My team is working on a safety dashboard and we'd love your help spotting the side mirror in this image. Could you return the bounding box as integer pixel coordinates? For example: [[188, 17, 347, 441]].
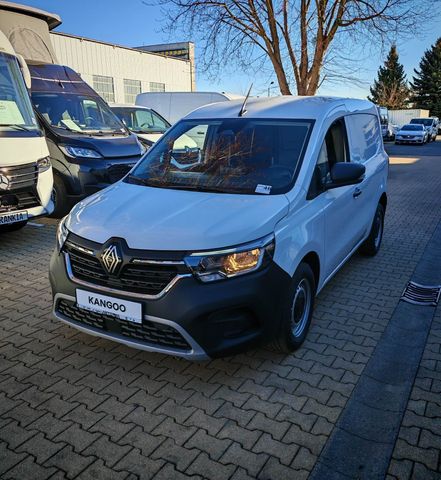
[[327, 162, 365, 189], [16, 54, 31, 89]]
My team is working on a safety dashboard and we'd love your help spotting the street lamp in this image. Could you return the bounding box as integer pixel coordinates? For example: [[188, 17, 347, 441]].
[[267, 81, 275, 97]]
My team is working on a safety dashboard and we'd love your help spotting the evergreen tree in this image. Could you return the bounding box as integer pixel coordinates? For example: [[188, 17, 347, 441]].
[[411, 38, 441, 118], [369, 45, 409, 109]]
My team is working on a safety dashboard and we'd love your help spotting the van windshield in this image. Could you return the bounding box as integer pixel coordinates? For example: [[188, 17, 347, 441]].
[[32, 92, 126, 135], [126, 118, 313, 195], [0, 53, 39, 132], [111, 107, 170, 134]]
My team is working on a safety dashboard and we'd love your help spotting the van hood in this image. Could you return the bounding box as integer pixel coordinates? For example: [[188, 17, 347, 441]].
[[67, 181, 290, 251], [55, 131, 143, 158]]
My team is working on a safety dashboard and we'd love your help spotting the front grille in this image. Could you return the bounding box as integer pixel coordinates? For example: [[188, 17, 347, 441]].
[[0, 163, 40, 213], [0, 191, 41, 213], [107, 164, 133, 183], [0, 163, 38, 190], [57, 299, 191, 351], [65, 241, 181, 296]]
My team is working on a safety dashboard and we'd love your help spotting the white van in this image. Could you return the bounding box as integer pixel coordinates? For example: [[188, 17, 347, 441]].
[[136, 91, 243, 124], [0, 30, 53, 231], [50, 96, 388, 359]]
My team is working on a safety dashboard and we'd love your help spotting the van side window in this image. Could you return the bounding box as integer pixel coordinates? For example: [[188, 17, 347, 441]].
[[346, 114, 380, 163], [308, 119, 349, 199]]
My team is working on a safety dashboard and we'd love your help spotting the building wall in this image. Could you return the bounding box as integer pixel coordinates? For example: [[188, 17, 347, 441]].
[[50, 32, 193, 104], [389, 109, 430, 127]]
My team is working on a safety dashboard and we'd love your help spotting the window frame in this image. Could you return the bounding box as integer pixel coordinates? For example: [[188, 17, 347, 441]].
[[307, 117, 351, 200], [123, 78, 142, 104], [93, 75, 115, 103]]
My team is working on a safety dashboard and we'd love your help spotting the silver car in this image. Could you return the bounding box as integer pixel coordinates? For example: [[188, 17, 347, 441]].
[[395, 124, 428, 145]]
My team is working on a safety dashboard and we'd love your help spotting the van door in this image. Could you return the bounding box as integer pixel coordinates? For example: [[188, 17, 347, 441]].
[[345, 112, 387, 234], [309, 118, 369, 279]]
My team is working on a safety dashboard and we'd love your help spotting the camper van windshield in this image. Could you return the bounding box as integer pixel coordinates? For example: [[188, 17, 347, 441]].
[[0, 53, 39, 132], [31, 92, 126, 134], [126, 118, 312, 195]]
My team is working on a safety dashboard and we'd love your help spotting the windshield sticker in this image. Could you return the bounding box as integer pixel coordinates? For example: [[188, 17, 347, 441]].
[[0, 100, 25, 125], [61, 119, 83, 131], [255, 184, 272, 195]]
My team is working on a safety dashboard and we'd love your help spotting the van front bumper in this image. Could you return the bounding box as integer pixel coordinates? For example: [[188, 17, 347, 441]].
[[49, 247, 291, 359]]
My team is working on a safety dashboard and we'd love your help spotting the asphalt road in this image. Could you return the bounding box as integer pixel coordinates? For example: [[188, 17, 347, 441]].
[[384, 135, 441, 157]]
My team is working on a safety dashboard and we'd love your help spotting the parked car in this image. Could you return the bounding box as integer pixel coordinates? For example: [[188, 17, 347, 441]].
[[410, 117, 437, 141], [110, 104, 171, 148], [50, 96, 388, 359], [136, 91, 243, 124], [395, 124, 428, 144], [0, 30, 53, 232], [381, 122, 395, 141], [29, 64, 146, 217]]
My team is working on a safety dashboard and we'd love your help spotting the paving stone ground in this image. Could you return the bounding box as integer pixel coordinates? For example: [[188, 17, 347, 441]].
[[0, 146, 441, 479]]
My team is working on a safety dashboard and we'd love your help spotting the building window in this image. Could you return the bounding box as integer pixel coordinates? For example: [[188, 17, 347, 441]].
[[150, 82, 166, 92], [124, 79, 142, 104], [93, 75, 115, 103]]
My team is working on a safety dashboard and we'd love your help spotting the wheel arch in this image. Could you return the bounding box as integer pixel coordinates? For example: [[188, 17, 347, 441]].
[[379, 192, 387, 211], [300, 251, 320, 290]]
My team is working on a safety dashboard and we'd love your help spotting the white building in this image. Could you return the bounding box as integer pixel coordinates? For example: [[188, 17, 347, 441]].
[[50, 32, 195, 104]]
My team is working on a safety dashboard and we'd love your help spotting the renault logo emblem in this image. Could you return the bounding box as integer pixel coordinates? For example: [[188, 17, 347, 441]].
[[101, 244, 122, 274], [0, 174, 10, 191]]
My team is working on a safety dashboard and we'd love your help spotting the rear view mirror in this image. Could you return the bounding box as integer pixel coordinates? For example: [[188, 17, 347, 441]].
[[327, 162, 365, 189]]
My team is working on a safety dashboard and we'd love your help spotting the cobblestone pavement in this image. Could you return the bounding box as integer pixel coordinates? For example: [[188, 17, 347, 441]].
[[1, 152, 441, 479]]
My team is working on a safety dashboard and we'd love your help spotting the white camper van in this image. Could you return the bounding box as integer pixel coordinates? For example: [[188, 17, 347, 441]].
[[0, 30, 53, 231], [136, 91, 243, 124]]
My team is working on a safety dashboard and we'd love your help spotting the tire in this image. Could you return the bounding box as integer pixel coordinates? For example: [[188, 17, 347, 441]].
[[271, 262, 316, 353], [0, 221, 27, 233], [359, 203, 385, 256], [50, 174, 70, 218]]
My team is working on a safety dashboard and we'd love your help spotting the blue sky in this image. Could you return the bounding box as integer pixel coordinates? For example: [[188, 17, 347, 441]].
[[16, 0, 441, 98]]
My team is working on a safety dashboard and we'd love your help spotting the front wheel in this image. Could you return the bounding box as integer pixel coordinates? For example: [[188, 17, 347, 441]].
[[50, 175, 69, 219], [359, 203, 385, 256], [271, 262, 315, 353]]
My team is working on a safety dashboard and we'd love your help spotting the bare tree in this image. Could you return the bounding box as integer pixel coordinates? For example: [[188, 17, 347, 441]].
[[153, 0, 435, 95]]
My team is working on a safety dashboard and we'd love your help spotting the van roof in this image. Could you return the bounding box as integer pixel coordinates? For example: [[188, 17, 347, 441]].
[[28, 63, 99, 97], [185, 96, 377, 120], [0, 1, 61, 30]]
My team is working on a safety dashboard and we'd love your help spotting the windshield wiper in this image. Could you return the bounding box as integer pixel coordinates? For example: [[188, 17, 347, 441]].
[[0, 124, 34, 132]]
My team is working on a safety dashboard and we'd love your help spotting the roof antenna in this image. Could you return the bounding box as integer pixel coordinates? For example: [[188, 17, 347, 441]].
[[238, 83, 253, 117]]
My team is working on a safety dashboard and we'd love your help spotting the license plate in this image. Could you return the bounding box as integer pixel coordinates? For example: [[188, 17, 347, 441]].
[[0, 211, 28, 225], [76, 289, 142, 324]]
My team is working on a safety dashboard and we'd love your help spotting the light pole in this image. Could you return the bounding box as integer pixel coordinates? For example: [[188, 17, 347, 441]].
[[267, 81, 275, 97]]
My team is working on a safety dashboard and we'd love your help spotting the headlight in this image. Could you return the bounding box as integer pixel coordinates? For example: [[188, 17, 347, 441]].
[[37, 156, 51, 172], [60, 146, 102, 158], [185, 235, 275, 283], [57, 215, 69, 252]]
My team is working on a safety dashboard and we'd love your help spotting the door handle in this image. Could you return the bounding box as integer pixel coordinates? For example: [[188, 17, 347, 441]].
[[353, 187, 362, 198]]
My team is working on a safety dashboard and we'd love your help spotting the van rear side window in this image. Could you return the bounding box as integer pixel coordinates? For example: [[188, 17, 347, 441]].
[[346, 113, 380, 163]]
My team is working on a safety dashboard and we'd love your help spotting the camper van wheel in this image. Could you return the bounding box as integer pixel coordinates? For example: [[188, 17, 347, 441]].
[[50, 175, 69, 219], [0, 221, 28, 233]]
